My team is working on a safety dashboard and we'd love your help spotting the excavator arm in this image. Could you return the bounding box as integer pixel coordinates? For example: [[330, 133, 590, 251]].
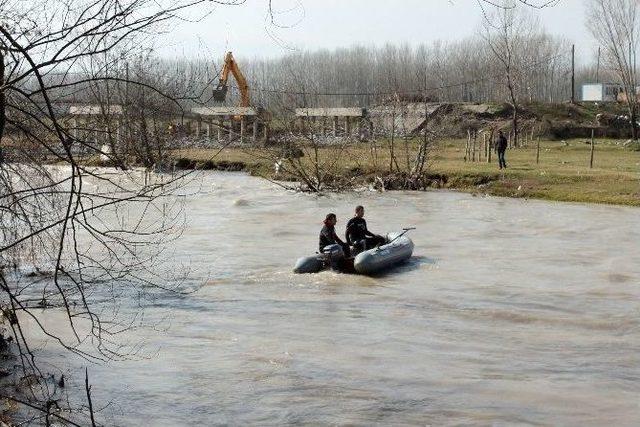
[[212, 52, 250, 107]]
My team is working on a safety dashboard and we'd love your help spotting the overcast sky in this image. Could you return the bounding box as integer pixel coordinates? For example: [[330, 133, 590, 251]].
[[156, 0, 594, 63]]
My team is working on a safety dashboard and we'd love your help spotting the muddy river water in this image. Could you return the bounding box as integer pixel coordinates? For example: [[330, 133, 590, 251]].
[[23, 172, 640, 426]]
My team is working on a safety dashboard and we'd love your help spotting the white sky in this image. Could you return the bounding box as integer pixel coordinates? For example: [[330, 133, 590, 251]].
[[156, 0, 595, 63]]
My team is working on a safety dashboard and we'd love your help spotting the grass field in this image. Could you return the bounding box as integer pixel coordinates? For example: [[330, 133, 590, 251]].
[[172, 138, 640, 206], [430, 139, 640, 206]]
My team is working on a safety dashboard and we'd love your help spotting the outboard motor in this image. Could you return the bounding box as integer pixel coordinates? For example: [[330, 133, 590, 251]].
[[322, 244, 345, 271]]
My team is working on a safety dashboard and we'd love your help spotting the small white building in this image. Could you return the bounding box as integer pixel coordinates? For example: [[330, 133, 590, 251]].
[[581, 83, 623, 102]]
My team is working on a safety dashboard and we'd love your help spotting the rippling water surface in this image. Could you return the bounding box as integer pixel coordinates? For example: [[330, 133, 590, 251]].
[[24, 172, 640, 426]]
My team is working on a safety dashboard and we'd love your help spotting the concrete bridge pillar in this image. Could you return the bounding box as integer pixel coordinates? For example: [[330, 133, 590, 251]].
[[115, 120, 121, 145], [70, 118, 78, 139], [253, 120, 259, 142], [218, 119, 224, 142]]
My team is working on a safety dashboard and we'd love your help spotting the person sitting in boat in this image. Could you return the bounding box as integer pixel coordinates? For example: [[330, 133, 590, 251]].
[[319, 213, 351, 258], [346, 205, 385, 253]]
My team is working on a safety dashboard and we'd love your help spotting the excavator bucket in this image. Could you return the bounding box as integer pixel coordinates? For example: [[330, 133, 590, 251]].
[[212, 84, 228, 102]]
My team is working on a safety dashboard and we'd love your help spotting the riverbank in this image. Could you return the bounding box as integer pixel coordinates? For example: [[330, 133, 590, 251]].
[[0, 330, 16, 425], [169, 138, 640, 206]]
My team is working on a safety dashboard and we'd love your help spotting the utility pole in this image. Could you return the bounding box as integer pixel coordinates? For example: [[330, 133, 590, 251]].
[[590, 129, 595, 169], [571, 44, 576, 104]]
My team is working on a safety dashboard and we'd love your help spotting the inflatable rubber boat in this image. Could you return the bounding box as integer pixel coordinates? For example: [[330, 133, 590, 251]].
[[293, 229, 414, 275]]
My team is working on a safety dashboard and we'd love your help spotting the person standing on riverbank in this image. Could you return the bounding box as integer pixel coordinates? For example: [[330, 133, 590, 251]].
[[496, 130, 508, 169]]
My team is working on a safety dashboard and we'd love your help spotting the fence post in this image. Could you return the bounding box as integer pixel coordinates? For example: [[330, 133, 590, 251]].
[[482, 133, 486, 161], [590, 129, 595, 169], [465, 129, 470, 162], [472, 131, 477, 162]]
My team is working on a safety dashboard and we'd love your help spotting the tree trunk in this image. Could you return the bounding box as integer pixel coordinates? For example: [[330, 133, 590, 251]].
[[0, 50, 5, 142], [512, 104, 519, 148], [0, 51, 5, 165], [507, 74, 518, 148]]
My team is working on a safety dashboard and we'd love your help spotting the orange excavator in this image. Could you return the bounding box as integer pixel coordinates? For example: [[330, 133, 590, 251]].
[[212, 52, 250, 107], [210, 52, 270, 139]]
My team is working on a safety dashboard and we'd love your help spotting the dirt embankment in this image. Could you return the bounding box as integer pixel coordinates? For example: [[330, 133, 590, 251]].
[[422, 102, 634, 140]]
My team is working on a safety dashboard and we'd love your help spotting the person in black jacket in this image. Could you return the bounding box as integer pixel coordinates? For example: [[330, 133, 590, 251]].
[[319, 213, 350, 257], [496, 130, 508, 169], [345, 206, 385, 252]]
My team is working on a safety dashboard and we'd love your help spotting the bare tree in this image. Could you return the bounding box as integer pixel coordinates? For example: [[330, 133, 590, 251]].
[[256, 72, 360, 193], [587, 0, 639, 140], [482, 2, 539, 147], [0, 0, 247, 422], [235, 28, 570, 112]]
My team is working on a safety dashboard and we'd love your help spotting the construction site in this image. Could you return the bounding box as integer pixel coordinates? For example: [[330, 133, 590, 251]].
[[2, 48, 637, 206], [40, 43, 638, 151]]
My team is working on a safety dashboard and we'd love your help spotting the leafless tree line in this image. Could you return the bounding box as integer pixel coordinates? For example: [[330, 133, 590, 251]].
[[43, 14, 575, 116], [238, 32, 572, 110]]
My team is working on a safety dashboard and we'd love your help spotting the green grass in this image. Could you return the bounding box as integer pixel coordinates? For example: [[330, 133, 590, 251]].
[[173, 138, 640, 206]]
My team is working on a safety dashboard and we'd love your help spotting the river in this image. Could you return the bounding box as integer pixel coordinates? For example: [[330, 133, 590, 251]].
[[20, 172, 640, 426]]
